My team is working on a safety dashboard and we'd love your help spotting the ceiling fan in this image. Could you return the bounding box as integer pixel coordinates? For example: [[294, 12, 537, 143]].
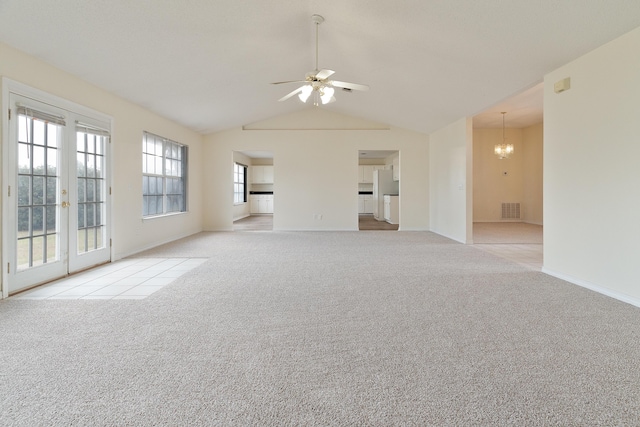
[[271, 14, 369, 105]]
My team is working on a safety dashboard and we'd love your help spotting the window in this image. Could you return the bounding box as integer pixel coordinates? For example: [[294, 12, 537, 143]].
[[234, 162, 247, 204], [142, 132, 187, 217]]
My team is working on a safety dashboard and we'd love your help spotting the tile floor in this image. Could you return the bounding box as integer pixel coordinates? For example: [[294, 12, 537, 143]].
[[12, 257, 208, 300], [473, 243, 543, 271], [473, 222, 543, 271]]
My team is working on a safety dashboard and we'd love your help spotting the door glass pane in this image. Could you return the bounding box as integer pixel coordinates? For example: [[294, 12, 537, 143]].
[[86, 203, 95, 227], [32, 176, 45, 205], [32, 236, 44, 267], [17, 239, 31, 270], [96, 226, 103, 249], [86, 179, 95, 202], [33, 145, 45, 174], [16, 114, 61, 271], [46, 177, 57, 204], [33, 120, 45, 145], [87, 154, 95, 178], [77, 228, 86, 253], [47, 123, 58, 147], [46, 235, 58, 263], [46, 206, 57, 233], [77, 201, 85, 228], [18, 207, 30, 235], [18, 143, 31, 174], [32, 207, 45, 236], [77, 153, 86, 177], [18, 176, 31, 205], [77, 179, 86, 203], [47, 148, 57, 175]]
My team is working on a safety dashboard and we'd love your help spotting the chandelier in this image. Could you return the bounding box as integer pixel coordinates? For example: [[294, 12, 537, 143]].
[[494, 112, 514, 159]]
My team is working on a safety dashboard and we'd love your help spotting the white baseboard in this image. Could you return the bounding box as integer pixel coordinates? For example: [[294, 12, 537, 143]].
[[114, 229, 202, 260], [430, 230, 467, 244], [542, 267, 640, 309]]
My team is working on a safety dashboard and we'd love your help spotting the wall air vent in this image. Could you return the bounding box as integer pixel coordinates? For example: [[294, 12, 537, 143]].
[[501, 203, 521, 220]]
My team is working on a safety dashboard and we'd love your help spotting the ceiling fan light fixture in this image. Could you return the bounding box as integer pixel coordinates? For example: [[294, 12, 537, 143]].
[[298, 85, 312, 102], [320, 86, 334, 104], [272, 14, 369, 104]]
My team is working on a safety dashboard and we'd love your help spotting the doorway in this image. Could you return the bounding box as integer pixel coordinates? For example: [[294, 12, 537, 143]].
[[470, 83, 544, 269], [232, 151, 274, 231], [357, 150, 399, 230], [3, 85, 111, 296]]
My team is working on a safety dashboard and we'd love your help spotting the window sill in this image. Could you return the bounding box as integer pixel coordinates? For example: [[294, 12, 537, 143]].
[[142, 211, 189, 221]]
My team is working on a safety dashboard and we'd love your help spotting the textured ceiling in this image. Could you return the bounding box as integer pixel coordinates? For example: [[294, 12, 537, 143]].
[[1, 1, 639, 134]]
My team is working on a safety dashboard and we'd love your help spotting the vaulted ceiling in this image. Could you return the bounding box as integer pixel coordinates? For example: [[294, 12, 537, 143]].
[[1, 1, 639, 134]]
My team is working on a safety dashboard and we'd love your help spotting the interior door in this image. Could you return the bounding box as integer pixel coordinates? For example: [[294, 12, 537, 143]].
[[4, 92, 111, 295]]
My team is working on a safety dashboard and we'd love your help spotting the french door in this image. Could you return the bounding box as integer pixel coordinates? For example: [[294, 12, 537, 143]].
[[3, 89, 111, 295]]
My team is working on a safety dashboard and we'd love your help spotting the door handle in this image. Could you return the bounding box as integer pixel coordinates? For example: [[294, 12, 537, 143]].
[[61, 201, 70, 208]]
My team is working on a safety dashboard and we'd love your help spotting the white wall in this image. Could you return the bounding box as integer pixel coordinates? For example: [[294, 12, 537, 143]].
[[0, 42, 204, 261], [523, 123, 543, 224], [429, 117, 473, 243], [203, 108, 429, 231], [543, 26, 640, 305]]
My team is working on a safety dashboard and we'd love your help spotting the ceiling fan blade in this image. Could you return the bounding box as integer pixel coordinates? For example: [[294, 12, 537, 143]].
[[314, 69, 335, 80], [278, 86, 305, 102], [271, 80, 306, 85], [330, 80, 369, 91]]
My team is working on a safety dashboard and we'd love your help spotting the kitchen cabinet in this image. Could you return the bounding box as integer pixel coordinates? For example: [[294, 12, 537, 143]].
[[358, 194, 373, 214], [383, 195, 399, 224], [251, 165, 274, 184], [250, 194, 274, 214], [358, 165, 384, 183]]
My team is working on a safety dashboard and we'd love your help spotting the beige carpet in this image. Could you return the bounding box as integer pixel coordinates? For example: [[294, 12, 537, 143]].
[[1, 231, 639, 426]]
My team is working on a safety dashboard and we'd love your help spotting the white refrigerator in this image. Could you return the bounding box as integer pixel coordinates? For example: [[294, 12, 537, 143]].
[[372, 169, 399, 221]]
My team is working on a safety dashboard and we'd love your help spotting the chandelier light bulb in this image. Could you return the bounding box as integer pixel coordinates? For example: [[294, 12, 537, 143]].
[[494, 112, 514, 159]]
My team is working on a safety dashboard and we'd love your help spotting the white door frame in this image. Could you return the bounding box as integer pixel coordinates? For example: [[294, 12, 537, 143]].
[[1, 78, 113, 298]]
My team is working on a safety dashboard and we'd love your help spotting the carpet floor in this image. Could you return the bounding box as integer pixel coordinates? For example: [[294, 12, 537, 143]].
[[1, 231, 639, 426]]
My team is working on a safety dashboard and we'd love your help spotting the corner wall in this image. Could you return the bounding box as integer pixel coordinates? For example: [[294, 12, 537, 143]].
[[429, 117, 473, 243], [543, 26, 640, 305], [523, 123, 543, 225]]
